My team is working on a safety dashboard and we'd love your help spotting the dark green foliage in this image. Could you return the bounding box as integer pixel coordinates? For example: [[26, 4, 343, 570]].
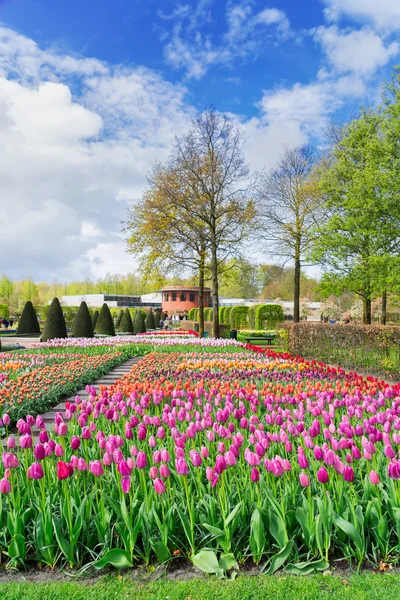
[[17, 301, 40, 335], [72, 301, 94, 338], [95, 303, 116, 336], [116, 309, 124, 328], [154, 309, 161, 328], [145, 309, 155, 330], [41, 298, 67, 341], [255, 304, 284, 329], [92, 310, 99, 330], [229, 306, 249, 329], [248, 304, 262, 329], [188, 308, 196, 320], [119, 308, 134, 333], [133, 309, 146, 334]]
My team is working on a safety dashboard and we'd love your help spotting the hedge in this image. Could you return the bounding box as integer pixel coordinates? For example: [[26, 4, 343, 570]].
[[115, 309, 124, 328], [119, 308, 134, 333], [255, 304, 284, 329], [145, 309, 155, 330], [204, 307, 213, 322], [248, 305, 262, 329], [95, 303, 115, 336], [17, 301, 40, 335], [154, 309, 161, 328], [92, 310, 99, 330], [230, 306, 249, 329], [133, 310, 146, 334], [180, 320, 229, 338], [188, 308, 196, 321], [72, 301, 94, 338], [193, 308, 200, 322], [41, 298, 68, 341]]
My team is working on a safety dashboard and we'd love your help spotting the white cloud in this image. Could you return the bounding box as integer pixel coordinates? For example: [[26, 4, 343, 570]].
[[322, 0, 400, 31], [162, 1, 291, 79], [314, 25, 399, 75]]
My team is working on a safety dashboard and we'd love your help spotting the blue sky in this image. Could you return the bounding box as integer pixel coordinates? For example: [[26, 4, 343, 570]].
[[1, 0, 400, 281]]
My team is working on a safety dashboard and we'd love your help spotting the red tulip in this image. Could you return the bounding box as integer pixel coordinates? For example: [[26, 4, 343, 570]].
[[57, 461, 71, 480]]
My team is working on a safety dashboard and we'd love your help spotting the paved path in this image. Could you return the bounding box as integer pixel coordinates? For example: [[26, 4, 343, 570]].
[[26, 356, 141, 441]]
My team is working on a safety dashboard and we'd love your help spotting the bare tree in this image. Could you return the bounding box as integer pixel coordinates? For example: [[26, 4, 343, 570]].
[[257, 145, 322, 322]]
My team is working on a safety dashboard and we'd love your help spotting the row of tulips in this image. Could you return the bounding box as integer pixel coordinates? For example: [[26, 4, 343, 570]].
[[0, 342, 400, 571]]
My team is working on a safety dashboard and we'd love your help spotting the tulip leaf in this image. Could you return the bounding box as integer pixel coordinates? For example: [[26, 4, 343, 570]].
[[192, 550, 223, 577], [262, 540, 294, 575], [333, 514, 364, 555], [286, 559, 329, 575], [269, 512, 288, 548], [203, 523, 225, 537], [219, 553, 237, 572], [8, 534, 26, 563], [152, 541, 171, 563], [224, 502, 242, 528], [94, 548, 133, 570]]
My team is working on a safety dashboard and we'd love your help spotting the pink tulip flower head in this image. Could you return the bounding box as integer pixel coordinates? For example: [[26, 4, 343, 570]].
[[317, 466, 329, 484], [0, 478, 11, 494], [27, 462, 44, 480], [369, 470, 380, 485], [154, 478, 166, 494], [299, 473, 310, 487]]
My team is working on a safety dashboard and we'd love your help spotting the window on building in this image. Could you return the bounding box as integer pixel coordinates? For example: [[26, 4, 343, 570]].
[[189, 292, 196, 302], [164, 293, 169, 301], [172, 292, 177, 301], [180, 292, 186, 302]]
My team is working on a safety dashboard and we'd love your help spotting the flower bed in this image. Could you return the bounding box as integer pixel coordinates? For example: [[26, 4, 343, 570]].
[[1, 343, 400, 571]]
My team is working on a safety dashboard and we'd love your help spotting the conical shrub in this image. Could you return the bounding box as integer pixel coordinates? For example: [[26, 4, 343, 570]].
[[133, 309, 146, 334], [145, 309, 155, 330], [119, 308, 133, 333], [95, 303, 115, 336], [73, 301, 94, 338], [17, 301, 41, 335], [115, 309, 124, 329], [41, 298, 67, 341], [92, 310, 99, 330], [154, 309, 161, 328]]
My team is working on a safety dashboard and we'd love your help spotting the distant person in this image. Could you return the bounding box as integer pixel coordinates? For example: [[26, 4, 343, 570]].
[[164, 318, 169, 330], [2, 318, 9, 329], [159, 319, 164, 330], [9, 319, 13, 328]]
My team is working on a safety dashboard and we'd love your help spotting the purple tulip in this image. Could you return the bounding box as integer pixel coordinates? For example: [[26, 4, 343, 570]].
[[27, 462, 44, 480], [20, 434, 33, 449], [121, 476, 131, 494], [317, 466, 329, 484], [136, 452, 147, 469], [0, 478, 11, 494], [33, 444, 46, 461]]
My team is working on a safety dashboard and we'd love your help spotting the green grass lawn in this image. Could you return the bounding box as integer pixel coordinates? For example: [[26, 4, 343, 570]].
[[1, 574, 399, 600]]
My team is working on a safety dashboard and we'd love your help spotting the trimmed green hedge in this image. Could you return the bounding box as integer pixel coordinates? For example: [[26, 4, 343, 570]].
[[72, 301, 94, 338], [120, 308, 134, 333], [95, 303, 116, 336], [255, 304, 284, 329], [230, 306, 249, 329], [17, 301, 40, 335], [248, 304, 262, 329], [188, 308, 196, 320], [41, 298, 67, 341], [193, 308, 200, 322], [204, 307, 213, 322], [145, 309, 155, 330]]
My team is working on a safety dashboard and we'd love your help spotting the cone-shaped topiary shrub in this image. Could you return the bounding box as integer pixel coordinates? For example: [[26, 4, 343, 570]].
[[41, 298, 67, 341], [119, 308, 134, 333], [116, 309, 124, 329], [95, 303, 115, 336], [73, 301, 94, 338], [92, 310, 99, 330], [17, 301, 41, 335], [154, 309, 161, 328], [133, 309, 146, 334], [145, 309, 155, 330]]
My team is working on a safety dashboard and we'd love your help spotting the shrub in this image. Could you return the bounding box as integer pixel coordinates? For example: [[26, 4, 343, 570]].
[[230, 306, 249, 329], [248, 305, 262, 329], [0, 304, 9, 319], [41, 298, 67, 341], [219, 306, 227, 324], [188, 308, 196, 321], [224, 307, 232, 327], [119, 308, 134, 333], [115, 309, 124, 328], [72, 301, 94, 338], [95, 303, 115, 336], [154, 309, 161, 328], [145, 309, 156, 330], [204, 307, 213, 322], [193, 308, 200, 322], [17, 301, 40, 335], [133, 310, 146, 334], [255, 304, 284, 329], [92, 310, 99, 330]]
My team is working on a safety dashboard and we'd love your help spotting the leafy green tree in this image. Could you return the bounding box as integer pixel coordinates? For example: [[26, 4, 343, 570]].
[[72, 301, 94, 338], [119, 308, 134, 333], [17, 301, 40, 335], [41, 298, 67, 341], [312, 106, 400, 324], [95, 304, 116, 336]]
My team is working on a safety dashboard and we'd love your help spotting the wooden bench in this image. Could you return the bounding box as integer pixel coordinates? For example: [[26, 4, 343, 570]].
[[244, 335, 276, 345]]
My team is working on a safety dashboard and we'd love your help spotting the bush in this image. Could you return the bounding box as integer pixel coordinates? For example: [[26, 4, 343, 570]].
[[247, 305, 262, 329], [193, 308, 199, 322], [92, 310, 99, 330], [17, 301, 40, 335], [72, 301, 94, 338], [230, 306, 249, 329], [219, 306, 227, 324], [119, 308, 134, 333], [255, 304, 284, 329], [133, 310, 146, 334], [115, 309, 124, 328], [41, 298, 67, 341], [0, 304, 9, 319], [154, 309, 161, 328], [204, 307, 213, 322], [224, 307, 232, 327], [145, 309, 156, 330], [95, 304, 116, 336], [188, 308, 196, 321]]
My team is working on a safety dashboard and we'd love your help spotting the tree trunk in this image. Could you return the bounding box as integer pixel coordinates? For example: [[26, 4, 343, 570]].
[[293, 252, 301, 323], [198, 247, 205, 338], [363, 297, 372, 324], [381, 291, 387, 325], [210, 235, 220, 338]]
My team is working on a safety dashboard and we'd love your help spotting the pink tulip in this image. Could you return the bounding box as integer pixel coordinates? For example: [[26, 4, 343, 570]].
[[299, 473, 310, 487], [39, 430, 49, 444], [2, 452, 19, 468], [137, 452, 147, 469], [20, 434, 33, 449], [149, 466, 158, 479], [27, 462, 44, 480], [2, 414, 10, 426], [70, 436, 81, 450], [175, 458, 189, 475], [385, 445, 395, 459], [343, 466, 354, 482], [161, 449, 170, 462], [369, 470, 380, 485], [55, 444, 64, 457], [77, 458, 88, 471], [154, 478, 166, 494], [317, 466, 329, 484], [251, 467, 260, 482], [89, 460, 104, 477], [121, 476, 131, 494], [0, 478, 11, 494], [117, 460, 131, 476], [160, 464, 170, 478]]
